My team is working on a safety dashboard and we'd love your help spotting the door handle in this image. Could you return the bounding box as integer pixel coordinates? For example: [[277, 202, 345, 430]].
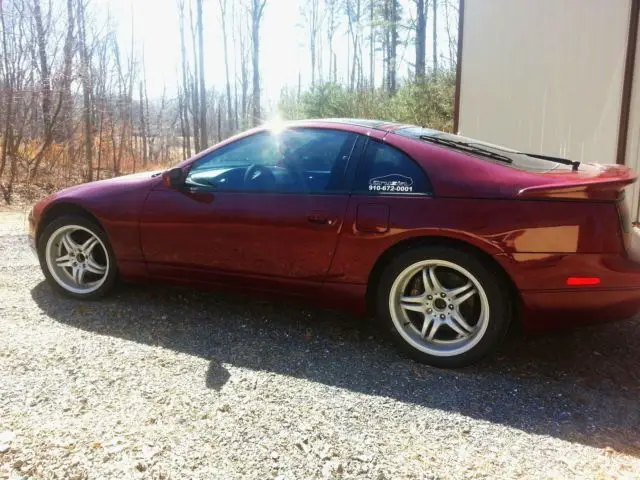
[[183, 188, 215, 204], [307, 213, 335, 226]]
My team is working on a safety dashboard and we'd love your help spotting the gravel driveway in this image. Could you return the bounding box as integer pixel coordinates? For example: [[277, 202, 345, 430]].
[[1, 210, 640, 479]]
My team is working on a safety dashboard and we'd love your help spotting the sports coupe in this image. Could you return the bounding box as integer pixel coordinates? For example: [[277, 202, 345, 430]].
[[27, 119, 640, 367]]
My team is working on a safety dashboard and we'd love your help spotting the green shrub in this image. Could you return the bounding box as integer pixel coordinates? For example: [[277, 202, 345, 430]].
[[279, 70, 456, 132]]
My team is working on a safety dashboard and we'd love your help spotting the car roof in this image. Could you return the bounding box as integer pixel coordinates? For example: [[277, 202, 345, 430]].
[[290, 118, 412, 132]]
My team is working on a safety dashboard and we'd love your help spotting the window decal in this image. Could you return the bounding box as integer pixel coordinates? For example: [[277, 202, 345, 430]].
[[369, 174, 414, 193]]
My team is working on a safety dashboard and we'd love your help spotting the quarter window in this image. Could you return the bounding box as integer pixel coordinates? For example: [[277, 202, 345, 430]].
[[354, 140, 432, 195]]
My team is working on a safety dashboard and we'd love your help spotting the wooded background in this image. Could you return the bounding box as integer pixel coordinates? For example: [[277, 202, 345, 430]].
[[0, 0, 459, 204]]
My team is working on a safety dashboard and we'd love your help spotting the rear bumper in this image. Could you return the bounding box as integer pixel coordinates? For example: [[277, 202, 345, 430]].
[[520, 288, 640, 331], [496, 248, 640, 331]]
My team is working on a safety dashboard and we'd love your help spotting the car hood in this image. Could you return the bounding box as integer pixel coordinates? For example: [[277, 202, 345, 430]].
[[53, 170, 162, 200]]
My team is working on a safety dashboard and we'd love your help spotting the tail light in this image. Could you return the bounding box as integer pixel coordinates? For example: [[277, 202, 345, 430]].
[[566, 277, 601, 286]]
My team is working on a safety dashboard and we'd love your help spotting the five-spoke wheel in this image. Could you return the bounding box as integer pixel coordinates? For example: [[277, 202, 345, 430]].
[[38, 215, 117, 299], [377, 246, 511, 367]]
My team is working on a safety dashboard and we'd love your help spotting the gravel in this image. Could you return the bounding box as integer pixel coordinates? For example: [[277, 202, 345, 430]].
[[1, 209, 640, 479]]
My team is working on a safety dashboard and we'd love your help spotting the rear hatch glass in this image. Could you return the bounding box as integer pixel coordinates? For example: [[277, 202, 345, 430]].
[[396, 127, 577, 173]]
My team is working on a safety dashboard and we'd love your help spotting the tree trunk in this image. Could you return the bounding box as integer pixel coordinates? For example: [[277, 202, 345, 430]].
[[231, 0, 240, 131], [443, 0, 457, 69], [189, 2, 200, 152], [432, 0, 438, 73], [327, 0, 336, 84], [177, 0, 191, 157], [196, 0, 208, 147], [219, 0, 233, 134], [356, 0, 362, 89], [369, 0, 374, 89], [251, 14, 260, 124], [95, 27, 109, 181], [307, 0, 319, 87], [238, 6, 250, 127], [139, 81, 148, 168], [386, 0, 398, 93], [78, 0, 93, 181], [415, 0, 426, 80], [143, 67, 151, 162], [0, 0, 14, 182], [97, 100, 104, 181], [178, 86, 187, 160], [33, 0, 52, 133], [347, 0, 361, 91], [251, 0, 266, 126], [381, 0, 387, 91]]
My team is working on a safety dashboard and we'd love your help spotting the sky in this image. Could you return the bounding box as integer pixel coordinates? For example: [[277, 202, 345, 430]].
[[94, 0, 458, 108]]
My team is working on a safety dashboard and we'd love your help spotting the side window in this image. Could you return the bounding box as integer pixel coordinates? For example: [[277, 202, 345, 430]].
[[191, 133, 279, 171], [186, 129, 357, 193], [354, 141, 432, 195]]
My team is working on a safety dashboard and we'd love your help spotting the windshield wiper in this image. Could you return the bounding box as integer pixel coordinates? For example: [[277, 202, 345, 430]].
[[418, 135, 513, 164], [463, 140, 581, 172], [523, 153, 580, 171]]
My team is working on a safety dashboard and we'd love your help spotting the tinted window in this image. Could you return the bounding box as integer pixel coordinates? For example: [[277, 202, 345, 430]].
[[186, 128, 357, 193], [354, 140, 432, 195]]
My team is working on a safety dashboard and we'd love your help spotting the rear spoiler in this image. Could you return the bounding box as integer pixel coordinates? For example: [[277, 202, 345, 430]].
[[517, 168, 637, 201]]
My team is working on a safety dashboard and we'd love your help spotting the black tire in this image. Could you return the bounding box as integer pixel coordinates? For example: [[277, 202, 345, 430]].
[[37, 214, 118, 300], [376, 245, 512, 368]]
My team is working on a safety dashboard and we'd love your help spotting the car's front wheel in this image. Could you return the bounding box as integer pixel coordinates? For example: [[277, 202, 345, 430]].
[[377, 246, 512, 368], [38, 215, 117, 299]]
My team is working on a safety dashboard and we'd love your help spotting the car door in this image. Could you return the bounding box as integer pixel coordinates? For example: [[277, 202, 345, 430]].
[[139, 127, 359, 291]]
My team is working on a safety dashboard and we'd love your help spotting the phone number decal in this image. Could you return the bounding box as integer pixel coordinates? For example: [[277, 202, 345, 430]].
[[369, 184, 413, 192]]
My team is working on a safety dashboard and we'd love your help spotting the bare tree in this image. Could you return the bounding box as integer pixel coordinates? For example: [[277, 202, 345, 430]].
[[326, 0, 338, 83], [177, 0, 191, 157], [95, 26, 109, 180], [78, 0, 94, 181], [415, 0, 426, 80], [432, 0, 438, 72], [369, 0, 374, 88], [28, 0, 74, 181], [0, 0, 17, 196], [138, 81, 148, 168], [219, 0, 233, 133], [112, 21, 136, 176], [152, 85, 168, 161], [250, 0, 267, 125], [238, 6, 250, 127], [196, 0, 207, 147], [188, 1, 200, 152], [443, 0, 458, 69], [302, 0, 321, 87], [230, 0, 240, 130], [382, 0, 398, 93], [346, 0, 362, 90]]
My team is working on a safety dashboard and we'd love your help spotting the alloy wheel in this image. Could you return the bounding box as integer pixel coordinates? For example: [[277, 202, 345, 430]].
[[388, 259, 490, 357], [44, 224, 110, 295]]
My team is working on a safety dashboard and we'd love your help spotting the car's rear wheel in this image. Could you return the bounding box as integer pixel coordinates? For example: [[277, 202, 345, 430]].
[[38, 215, 117, 299], [377, 246, 511, 368]]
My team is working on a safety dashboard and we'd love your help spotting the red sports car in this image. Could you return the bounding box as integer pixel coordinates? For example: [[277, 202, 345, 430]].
[[27, 119, 640, 367]]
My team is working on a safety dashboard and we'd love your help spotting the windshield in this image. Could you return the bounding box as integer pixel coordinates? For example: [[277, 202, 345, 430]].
[[396, 127, 576, 173]]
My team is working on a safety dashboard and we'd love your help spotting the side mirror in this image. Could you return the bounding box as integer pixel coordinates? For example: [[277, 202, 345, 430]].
[[162, 167, 186, 189]]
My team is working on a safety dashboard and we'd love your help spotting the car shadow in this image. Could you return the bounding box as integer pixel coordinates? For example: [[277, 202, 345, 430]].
[[31, 281, 640, 457]]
